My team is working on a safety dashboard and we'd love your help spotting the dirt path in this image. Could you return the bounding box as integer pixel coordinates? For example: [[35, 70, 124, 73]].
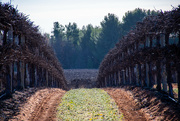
[[1, 86, 180, 121], [104, 88, 147, 121], [104, 87, 180, 121], [12, 88, 66, 121]]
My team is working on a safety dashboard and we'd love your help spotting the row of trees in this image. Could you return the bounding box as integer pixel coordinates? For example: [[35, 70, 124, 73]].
[[49, 8, 158, 69]]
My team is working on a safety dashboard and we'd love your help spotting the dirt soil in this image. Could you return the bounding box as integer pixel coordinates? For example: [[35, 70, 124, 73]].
[[1, 86, 180, 121], [0, 88, 66, 121], [104, 86, 180, 121]]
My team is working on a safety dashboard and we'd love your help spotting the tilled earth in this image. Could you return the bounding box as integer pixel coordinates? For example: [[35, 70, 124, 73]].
[[0, 88, 66, 121], [0, 86, 180, 121], [104, 86, 180, 121]]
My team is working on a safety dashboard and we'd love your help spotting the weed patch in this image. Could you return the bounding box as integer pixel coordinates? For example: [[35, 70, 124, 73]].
[[57, 88, 123, 121]]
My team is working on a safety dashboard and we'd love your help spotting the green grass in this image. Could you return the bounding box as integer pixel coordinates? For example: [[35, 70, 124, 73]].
[[173, 88, 178, 95], [57, 88, 123, 121]]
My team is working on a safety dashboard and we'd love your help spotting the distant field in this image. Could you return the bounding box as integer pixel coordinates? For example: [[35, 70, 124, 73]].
[[64, 69, 98, 83]]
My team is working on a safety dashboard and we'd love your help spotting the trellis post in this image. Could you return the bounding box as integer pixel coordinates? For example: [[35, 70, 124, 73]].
[[145, 63, 150, 88], [123, 69, 126, 85], [165, 33, 169, 46], [113, 73, 115, 86], [156, 59, 162, 91], [34, 66, 37, 87], [131, 66, 135, 85], [177, 61, 180, 103], [178, 32, 180, 102], [20, 61, 25, 89], [142, 64, 147, 87], [30, 64, 35, 87], [129, 67, 132, 84], [166, 61, 174, 97], [9, 63, 13, 92], [51, 74, 53, 87], [105, 76, 107, 87], [162, 61, 167, 92], [148, 62, 153, 88], [135, 64, 139, 86], [3, 30, 7, 45], [17, 61, 21, 89], [118, 71, 121, 86], [46, 70, 48, 87], [6, 65, 12, 97], [25, 63, 30, 87], [138, 63, 142, 86]]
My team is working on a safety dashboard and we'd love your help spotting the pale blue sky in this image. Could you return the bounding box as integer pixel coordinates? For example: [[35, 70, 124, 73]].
[[1, 0, 179, 34]]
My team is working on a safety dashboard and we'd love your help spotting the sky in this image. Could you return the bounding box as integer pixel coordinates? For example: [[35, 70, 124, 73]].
[[1, 0, 179, 34]]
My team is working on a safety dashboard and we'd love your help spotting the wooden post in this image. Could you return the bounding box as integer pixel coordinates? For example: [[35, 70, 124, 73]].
[[129, 67, 132, 84], [30, 64, 35, 87], [101, 77, 104, 87], [24, 62, 26, 88], [9, 63, 13, 93], [109, 74, 111, 86], [6, 65, 12, 97], [145, 63, 150, 88], [39, 67, 42, 87], [177, 61, 180, 103], [114, 72, 116, 86], [138, 64, 142, 86], [131, 66, 135, 85], [160, 33, 165, 47], [118, 71, 121, 86], [123, 69, 126, 85], [25, 63, 30, 87], [148, 62, 153, 88], [125, 68, 128, 84], [34, 66, 37, 87], [46, 70, 48, 87], [104, 77, 106, 87], [166, 61, 174, 97], [20, 61, 25, 89], [162, 62, 167, 92], [28, 64, 32, 87], [52, 75, 54, 87], [178, 32, 180, 102], [156, 34, 161, 47], [110, 74, 113, 87], [116, 71, 118, 86], [17, 61, 21, 90], [178, 31, 180, 47], [105, 76, 107, 87], [156, 60, 162, 91], [149, 35, 152, 48], [7, 26, 13, 44], [3, 30, 7, 45], [165, 33, 169, 46], [142, 64, 146, 87], [135, 64, 139, 86], [107, 75, 109, 87]]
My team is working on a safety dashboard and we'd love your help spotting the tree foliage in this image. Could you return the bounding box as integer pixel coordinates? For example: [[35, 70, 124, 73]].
[[97, 13, 121, 64], [50, 8, 158, 69], [121, 8, 159, 35]]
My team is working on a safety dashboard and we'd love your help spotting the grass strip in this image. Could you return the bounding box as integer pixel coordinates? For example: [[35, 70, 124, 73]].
[[57, 88, 123, 121]]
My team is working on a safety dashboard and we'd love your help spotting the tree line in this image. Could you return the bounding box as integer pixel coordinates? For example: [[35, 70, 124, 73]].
[[49, 8, 158, 69]]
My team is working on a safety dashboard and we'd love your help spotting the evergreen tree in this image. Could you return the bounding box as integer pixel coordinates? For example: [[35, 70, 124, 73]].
[[97, 13, 121, 65], [121, 8, 159, 35], [80, 24, 97, 68], [65, 22, 80, 46]]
